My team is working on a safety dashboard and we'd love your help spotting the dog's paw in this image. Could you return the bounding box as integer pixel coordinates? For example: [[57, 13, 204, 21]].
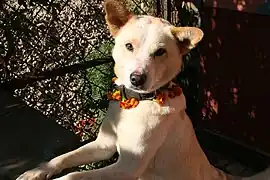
[[51, 172, 80, 180], [16, 169, 51, 180], [16, 162, 58, 180]]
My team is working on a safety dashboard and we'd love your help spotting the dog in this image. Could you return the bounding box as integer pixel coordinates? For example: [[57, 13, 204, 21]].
[[16, 0, 270, 179]]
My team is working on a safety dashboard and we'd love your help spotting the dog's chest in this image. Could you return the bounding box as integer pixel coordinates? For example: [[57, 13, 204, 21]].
[[108, 94, 185, 134], [113, 101, 169, 131]]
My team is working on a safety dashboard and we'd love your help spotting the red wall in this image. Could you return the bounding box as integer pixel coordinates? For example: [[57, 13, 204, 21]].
[[204, 0, 270, 15], [199, 7, 270, 154]]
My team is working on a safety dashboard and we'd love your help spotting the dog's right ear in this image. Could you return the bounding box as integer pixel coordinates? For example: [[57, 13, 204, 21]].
[[104, 0, 134, 37], [171, 26, 204, 55]]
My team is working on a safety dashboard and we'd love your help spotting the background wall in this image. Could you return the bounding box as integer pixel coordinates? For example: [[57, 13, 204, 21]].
[[199, 2, 270, 154], [204, 0, 270, 15]]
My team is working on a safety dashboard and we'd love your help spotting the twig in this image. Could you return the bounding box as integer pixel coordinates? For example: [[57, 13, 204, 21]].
[[0, 57, 114, 90]]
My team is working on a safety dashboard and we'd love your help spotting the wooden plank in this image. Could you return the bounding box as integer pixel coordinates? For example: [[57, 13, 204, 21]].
[[0, 88, 80, 179], [196, 127, 270, 176]]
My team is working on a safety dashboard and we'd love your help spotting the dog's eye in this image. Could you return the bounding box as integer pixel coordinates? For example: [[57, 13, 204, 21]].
[[125, 43, 134, 51], [154, 48, 167, 56]]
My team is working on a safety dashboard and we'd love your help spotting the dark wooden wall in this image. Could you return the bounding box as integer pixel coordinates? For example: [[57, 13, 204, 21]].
[[199, 5, 270, 154], [204, 0, 270, 15]]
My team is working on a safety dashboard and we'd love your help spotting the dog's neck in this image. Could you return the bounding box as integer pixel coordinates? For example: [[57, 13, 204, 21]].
[[107, 77, 182, 109], [114, 80, 175, 101], [115, 84, 159, 101]]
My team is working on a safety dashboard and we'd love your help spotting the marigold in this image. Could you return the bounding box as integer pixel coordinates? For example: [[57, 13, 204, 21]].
[[112, 90, 121, 101], [154, 92, 166, 105], [119, 97, 139, 109]]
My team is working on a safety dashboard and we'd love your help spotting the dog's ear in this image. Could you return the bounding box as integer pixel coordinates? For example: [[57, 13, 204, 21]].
[[104, 0, 134, 37], [171, 27, 204, 54]]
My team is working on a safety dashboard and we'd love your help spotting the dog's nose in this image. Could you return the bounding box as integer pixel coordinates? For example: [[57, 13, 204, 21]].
[[130, 72, 146, 87]]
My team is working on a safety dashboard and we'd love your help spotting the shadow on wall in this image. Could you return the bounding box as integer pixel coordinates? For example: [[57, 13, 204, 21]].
[[199, 7, 270, 154], [204, 0, 270, 15]]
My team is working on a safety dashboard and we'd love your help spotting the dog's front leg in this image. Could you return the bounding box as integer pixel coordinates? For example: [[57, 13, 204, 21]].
[[53, 115, 175, 180], [16, 119, 117, 180], [53, 165, 163, 180], [50, 119, 117, 170], [52, 162, 137, 180]]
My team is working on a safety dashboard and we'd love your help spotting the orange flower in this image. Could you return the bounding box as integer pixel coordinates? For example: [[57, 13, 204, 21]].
[[119, 101, 126, 109], [154, 92, 166, 105], [112, 90, 121, 101], [132, 100, 139, 108], [120, 100, 130, 109], [129, 98, 139, 108], [119, 97, 139, 109]]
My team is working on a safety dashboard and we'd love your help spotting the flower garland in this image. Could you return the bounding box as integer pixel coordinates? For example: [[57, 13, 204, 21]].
[[107, 77, 182, 109]]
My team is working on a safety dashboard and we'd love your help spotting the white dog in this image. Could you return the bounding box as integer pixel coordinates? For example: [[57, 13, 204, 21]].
[[17, 0, 270, 179]]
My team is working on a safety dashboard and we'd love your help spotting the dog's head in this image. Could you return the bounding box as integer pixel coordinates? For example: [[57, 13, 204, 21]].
[[104, 0, 203, 93]]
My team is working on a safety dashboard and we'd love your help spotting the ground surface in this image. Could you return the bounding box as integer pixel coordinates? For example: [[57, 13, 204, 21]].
[[197, 128, 270, 177], [0, 88, 80, 180]]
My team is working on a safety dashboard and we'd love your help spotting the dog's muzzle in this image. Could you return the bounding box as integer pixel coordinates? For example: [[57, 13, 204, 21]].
[[130, 72, 146, 87]]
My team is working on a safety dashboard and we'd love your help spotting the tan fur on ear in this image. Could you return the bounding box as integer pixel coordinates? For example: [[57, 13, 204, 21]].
[[104, 0, 134, 37], [171, 26, 204, 54]]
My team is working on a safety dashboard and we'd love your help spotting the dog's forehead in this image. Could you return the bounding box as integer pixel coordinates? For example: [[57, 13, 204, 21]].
[[117, 15, 172, 43], [135, 15, 171, 26]]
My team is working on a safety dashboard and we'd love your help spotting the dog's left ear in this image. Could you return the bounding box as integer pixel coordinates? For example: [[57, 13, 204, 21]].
[[104, 0, 134, 37], [171, 26, 204, 54]]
